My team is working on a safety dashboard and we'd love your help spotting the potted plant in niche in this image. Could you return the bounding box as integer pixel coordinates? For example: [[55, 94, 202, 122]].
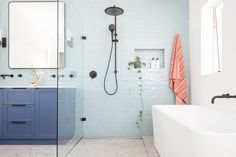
[[128, 56, 146, 70]]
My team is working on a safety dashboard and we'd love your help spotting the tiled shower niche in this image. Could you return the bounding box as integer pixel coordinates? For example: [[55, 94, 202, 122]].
[[134, 49, 165, 71]]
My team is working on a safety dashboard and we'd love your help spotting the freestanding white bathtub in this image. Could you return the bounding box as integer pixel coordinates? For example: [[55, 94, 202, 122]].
[[152, 105, 236, 157]]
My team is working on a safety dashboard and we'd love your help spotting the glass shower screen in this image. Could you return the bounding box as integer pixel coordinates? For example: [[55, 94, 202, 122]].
[[57, 0, 84, 157]]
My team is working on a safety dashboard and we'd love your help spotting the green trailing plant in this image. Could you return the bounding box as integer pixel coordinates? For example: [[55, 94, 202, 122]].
[[128, 57, 145, 128]]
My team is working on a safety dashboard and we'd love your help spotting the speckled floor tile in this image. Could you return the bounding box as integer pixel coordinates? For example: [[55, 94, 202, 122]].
[[68, 136, 160, 157], [0, 137, 160, 157]]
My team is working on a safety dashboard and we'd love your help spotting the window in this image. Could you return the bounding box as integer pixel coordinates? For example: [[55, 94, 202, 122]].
[[201, 0, 223, 76]]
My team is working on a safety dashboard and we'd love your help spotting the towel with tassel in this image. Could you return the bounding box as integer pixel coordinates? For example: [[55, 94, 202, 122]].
[[170, 34, 188, 104]]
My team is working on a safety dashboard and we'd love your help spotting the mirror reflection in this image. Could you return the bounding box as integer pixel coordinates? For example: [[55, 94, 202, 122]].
[[8, 2, 65, 68]]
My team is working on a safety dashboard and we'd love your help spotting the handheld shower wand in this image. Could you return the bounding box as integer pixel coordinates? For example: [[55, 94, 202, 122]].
[[109, 24, 116, 32], [104, 6, 124, 96]]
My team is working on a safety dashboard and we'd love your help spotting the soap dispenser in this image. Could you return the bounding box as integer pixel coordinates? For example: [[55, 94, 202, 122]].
[[151, 58, 155, 69], [155, 57, 160, 69]]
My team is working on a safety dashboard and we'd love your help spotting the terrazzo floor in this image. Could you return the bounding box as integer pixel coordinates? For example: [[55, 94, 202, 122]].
[[68, 136, 160, 157], [0, 136, 160, 157]]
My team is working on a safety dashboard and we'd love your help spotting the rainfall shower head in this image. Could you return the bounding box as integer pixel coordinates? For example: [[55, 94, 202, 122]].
[[105, 5, 124, 16], [104, 6, 123, 96]]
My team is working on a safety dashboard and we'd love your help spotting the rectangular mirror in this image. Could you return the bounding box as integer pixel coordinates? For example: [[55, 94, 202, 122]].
[[8, 1, 65, 69]]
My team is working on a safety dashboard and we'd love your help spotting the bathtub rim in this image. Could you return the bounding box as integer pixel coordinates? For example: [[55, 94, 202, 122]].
[[152, 105, 236, 136]]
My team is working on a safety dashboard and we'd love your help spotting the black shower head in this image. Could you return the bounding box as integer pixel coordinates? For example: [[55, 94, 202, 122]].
[[108, 24, 116, 32], [105, 5, 124, 16]]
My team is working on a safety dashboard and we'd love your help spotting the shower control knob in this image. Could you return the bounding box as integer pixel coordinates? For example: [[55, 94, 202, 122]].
[[89, 71, 97, 79]]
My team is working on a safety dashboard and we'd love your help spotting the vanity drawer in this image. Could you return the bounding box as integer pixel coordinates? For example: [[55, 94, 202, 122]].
[[4, 105, 35, 121], [3, 122, 35, 139], [4, 89, 35, 104]]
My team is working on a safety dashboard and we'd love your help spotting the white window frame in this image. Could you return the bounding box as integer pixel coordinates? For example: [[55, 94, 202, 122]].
[[201, 0, 223, 76]]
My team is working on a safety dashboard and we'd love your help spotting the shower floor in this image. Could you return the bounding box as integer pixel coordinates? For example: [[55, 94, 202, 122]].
[[0, 137, 160, 157], [68, 136, 160, 157]]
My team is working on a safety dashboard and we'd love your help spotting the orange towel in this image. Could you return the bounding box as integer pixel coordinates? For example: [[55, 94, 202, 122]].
[[170, 34, 188, 105]]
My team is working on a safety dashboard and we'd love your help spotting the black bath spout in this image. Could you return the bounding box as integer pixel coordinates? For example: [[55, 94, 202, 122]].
[[211, 93, 236, 104]]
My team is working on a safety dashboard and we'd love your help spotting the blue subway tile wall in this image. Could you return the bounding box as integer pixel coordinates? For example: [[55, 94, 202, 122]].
[[78, 0, 189, 137]]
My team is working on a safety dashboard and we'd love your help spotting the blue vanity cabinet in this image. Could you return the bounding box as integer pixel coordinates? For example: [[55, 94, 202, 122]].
[[0, 88, 58, 142], [3, 89, 36, 139], [0, 88, 75, 143], [35, 88, 57, 139], [0, 89, 3, 138]]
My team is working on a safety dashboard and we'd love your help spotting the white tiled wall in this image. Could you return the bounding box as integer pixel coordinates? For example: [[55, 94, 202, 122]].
[[78, 0, 190, 137]]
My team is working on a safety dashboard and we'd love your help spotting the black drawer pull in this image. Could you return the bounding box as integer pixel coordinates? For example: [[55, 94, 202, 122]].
[[11, 121, 26, 124], [11, 88, 27, 89], [11, 104, 26, 107]]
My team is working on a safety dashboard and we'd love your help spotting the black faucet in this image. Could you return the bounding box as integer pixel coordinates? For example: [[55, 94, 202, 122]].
[[0, 74, 14, 79], [211, 93, 236, 104]]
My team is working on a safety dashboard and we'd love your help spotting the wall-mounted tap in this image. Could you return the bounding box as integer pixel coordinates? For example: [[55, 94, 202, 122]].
[[211, 93, 236, 104], [17, 74, 23, 78], [51, 74, 65, 78], [0, 74, 14, 79], [51, 74, 56, 78]]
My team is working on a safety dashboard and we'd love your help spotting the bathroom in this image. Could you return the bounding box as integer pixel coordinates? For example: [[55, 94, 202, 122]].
[[0, 0, 235, 157]]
